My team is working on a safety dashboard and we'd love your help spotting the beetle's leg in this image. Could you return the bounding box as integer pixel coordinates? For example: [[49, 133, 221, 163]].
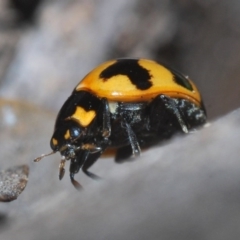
[[122, 121, 141, 157], [150, 94, 188, 134], [115, 145, 133, 163], [159, 95, 188, 133], [70, 172, 82, 190], [81, 143, 102, 153], [102, 98, 111, 138], [69, 152, 88, 190], [59, 158, 66, 180], [82, 151, 101, 179], [82, 139, 110, 179]]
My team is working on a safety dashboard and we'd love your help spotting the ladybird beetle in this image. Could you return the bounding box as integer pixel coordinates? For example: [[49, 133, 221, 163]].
[[34, 58, 207, 189]]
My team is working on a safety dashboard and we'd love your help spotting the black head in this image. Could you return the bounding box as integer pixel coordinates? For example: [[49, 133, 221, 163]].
[[50, 120, 85, 159]]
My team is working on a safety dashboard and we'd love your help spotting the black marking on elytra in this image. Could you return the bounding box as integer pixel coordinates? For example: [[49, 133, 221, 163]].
[[170, 68, 193, 91], [99, 59, 152, 90]]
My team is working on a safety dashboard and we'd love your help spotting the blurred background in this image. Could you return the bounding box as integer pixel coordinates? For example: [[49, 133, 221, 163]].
[[1, 0, 240, 118], [0, 0, 240, 239]]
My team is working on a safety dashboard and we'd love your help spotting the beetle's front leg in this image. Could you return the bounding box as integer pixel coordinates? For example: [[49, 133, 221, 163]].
[[82, 138, 110, 179], [59, 158, 66, 180], [81, 151, 101, 179], [69, 150, 90, 190]]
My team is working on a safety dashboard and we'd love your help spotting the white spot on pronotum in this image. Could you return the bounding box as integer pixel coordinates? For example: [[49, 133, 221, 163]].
[[108, 101, 118, 114]]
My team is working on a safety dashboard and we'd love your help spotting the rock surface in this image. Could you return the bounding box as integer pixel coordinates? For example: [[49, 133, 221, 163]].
[[0, 165, 29, 202], [0, 100, 240, 240]]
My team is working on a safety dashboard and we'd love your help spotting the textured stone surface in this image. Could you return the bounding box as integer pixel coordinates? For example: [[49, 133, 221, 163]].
[[0, 165, 29, 202], [0, 101, 240, 239]]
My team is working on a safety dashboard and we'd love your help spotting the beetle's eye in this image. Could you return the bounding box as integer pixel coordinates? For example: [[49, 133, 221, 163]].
[[70, 127, 81, 139]]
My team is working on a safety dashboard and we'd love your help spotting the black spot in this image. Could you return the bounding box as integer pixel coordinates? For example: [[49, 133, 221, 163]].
[[99, 59, 152, 90], [170, 68, 193, 91]]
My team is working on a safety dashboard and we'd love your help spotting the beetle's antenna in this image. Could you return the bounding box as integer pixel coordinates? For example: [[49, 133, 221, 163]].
[[33, 151, 56, 162]]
